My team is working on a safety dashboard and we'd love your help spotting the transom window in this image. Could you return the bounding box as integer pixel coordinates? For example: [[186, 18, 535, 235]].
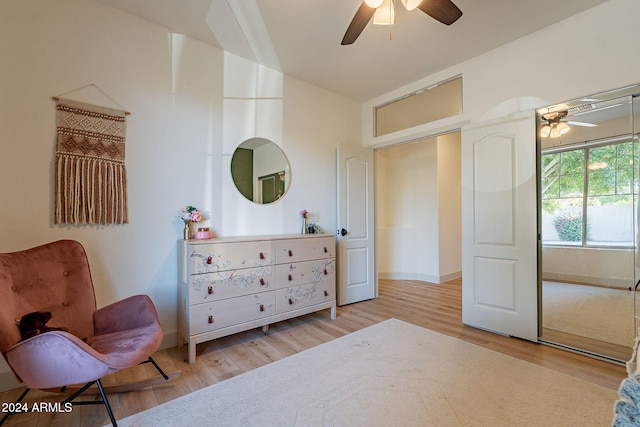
[[541, 138, 638, 247]]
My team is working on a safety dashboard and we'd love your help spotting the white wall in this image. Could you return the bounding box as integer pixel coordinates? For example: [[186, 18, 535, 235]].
[[0, 0, 360, 389], [437, 132, 462, 281], [376, 132, 461, 283], [542, 247, 634, 288], [377, 139, 438, 281], [363, 0, 640, 143], [365, 0, 640, 286]]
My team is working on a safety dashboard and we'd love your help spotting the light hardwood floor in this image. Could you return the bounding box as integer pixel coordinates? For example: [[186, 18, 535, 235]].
[[0, 278, 627, 426]]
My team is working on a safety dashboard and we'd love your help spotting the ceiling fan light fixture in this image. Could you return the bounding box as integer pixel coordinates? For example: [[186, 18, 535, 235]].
[[556, 122, 570, 135], [548, 122, 570, 138], [373, 0, 396, 25], [365, 0, 385, 8], [540, 124, 551, 138], [401, 0, 422, 11]]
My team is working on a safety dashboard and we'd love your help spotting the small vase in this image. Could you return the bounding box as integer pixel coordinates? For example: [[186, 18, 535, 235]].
[[301, 217, 308, 234], [183, 221, 191, 240]]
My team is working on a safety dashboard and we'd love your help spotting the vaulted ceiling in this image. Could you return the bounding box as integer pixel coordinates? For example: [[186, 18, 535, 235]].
[[97, 0, 609, 102]]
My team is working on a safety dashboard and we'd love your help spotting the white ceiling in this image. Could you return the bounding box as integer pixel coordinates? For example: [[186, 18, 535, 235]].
[[97, 0, 609, 102]]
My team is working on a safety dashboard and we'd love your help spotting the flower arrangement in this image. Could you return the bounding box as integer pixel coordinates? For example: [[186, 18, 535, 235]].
[[179, 205, 202, 223], [300, 209, 309, 219], [178, 205, 202, 240]]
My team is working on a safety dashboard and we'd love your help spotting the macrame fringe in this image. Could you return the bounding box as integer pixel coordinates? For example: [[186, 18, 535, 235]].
[[53, 97, 128, 225], [54, 155, 128, 225]]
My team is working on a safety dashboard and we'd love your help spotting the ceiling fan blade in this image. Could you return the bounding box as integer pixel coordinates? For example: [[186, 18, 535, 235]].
[[566, 120, 598, 127], [417, 0, 462, 25], [341, 2, 376, 45]]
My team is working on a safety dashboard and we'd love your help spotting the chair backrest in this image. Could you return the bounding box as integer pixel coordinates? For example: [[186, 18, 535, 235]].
[[0, 240, 97, 357]]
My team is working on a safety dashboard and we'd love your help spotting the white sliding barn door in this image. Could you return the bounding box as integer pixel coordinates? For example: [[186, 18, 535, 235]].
[[461, 113, 538, 341]]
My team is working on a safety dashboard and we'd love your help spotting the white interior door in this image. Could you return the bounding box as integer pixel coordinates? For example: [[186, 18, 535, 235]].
[[337, 144, 376, 305], [461, 113, 538, 341]]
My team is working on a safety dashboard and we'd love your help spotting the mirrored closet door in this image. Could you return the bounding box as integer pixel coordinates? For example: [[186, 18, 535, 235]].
[[538, 85, 640, 363]]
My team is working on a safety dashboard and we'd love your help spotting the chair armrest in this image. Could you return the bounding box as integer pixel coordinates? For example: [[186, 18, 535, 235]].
[[93, 294, 161, 336], [6, 332, 111, 389]]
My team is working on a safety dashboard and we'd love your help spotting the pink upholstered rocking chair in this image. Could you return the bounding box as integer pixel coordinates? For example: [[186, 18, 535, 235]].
[[0, 240, 170, 426]]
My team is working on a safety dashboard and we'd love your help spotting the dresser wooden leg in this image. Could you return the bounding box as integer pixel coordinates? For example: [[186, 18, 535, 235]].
[[188, 341, 196, 364]]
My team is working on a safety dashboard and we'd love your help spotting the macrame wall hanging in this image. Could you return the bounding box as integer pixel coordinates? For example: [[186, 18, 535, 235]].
[[53, 88, 130, 225]]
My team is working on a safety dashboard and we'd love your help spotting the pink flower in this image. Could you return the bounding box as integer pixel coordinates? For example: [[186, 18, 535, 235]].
[[178, 205, 203, 223], [300, 209, 308, 219]]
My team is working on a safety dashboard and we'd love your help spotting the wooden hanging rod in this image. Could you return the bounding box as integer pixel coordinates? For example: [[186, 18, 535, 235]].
[[51, 96, 131, 115], [52, 84, 131, 115]]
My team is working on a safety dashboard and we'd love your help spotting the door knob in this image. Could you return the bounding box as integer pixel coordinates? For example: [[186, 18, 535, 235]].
[[340, 228, 348, 236]]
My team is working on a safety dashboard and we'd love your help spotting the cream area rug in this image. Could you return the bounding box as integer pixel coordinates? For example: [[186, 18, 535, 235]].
[[117, 319, 617, 426]]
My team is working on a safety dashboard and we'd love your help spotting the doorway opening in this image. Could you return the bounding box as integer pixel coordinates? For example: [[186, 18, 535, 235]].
[[374, 131, 462, 285]]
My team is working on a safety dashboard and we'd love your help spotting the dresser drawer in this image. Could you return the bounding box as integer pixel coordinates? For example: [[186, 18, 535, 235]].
[[189, 266, 273, 303], [274, 236, 334, 264], [275, 280, 335, 314], [274, 259, 335, 289], [189, 291, 276, 335], [188, 241, 273, 274]]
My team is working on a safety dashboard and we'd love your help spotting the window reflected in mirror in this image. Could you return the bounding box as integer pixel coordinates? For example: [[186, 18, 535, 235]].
[[537, 83, 640, 363], [231, 138, 290, 204]]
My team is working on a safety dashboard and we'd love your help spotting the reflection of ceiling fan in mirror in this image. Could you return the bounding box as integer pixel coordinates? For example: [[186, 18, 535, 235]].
[[341, 0, 462, 45], [540, 110, 597, 138]]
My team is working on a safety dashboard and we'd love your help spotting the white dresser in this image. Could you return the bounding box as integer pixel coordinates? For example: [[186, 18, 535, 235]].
[[178, 234, 336, 363]]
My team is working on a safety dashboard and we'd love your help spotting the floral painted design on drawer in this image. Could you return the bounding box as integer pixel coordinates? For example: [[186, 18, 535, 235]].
[[275, 280, 334, 313], [189, 292, 276, 335], [188, 241, 272, 274], [189, 266, 273, 303], [275, 259, 335, 289], [274, 236, 334, 264]]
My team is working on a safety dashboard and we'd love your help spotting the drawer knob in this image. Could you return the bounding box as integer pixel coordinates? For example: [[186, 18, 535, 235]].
[[324, 290, 329, 297], [288, 298, 294, 305], [207, 256, 212, 265], [288, 274, 293, 281], [324, 247, 328, 253], [208, 286, 213, 294], [208, 315, 213, 324], [288, 249, 293, 257], [260, 304, 265, 312], [260, 278, 266, 286], [324, 269, 328, 275], [259, 252, 265, 260]]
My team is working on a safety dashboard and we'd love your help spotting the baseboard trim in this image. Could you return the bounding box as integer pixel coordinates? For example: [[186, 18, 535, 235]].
[[161, 329, 178, 349], [0, 368, 22, 392], [379, 271, 462, 284], [542, 272, 629, 289], [440, 271, 462, 282]]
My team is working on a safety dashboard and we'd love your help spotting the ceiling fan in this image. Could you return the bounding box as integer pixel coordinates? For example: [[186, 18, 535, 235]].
[[341, 0, 463, 45], [539, 110, 597, 138]]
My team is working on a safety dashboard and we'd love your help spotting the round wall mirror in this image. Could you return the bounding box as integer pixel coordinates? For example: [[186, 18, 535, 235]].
[[231, 138, 291, 204]]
